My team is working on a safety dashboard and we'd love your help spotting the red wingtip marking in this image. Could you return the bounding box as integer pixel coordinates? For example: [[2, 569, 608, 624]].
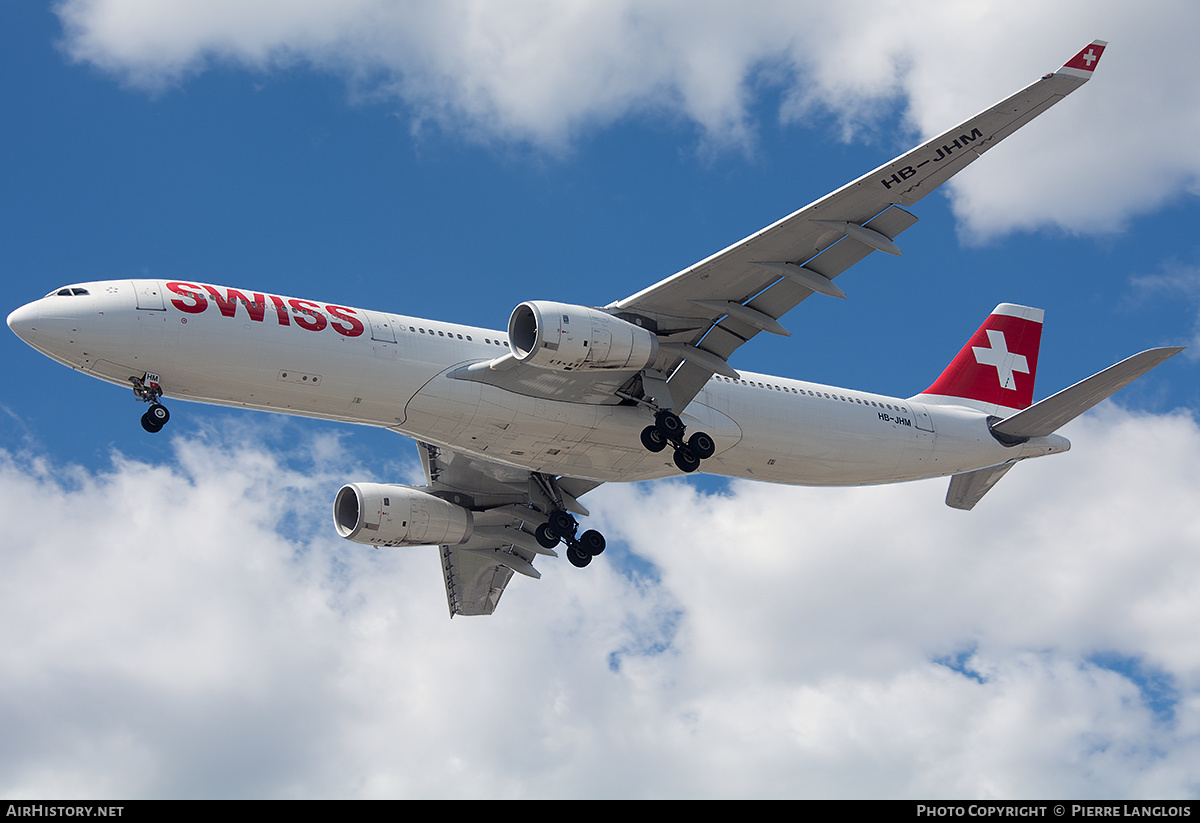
[[1063, 41, 1106, 72]]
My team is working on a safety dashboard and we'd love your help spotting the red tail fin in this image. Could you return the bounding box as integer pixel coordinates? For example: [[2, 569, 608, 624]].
[[919, 304, 1043, 414]]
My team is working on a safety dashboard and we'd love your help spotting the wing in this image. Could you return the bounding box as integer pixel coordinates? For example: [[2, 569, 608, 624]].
[[450, 41, 1105, 416], [418, 441, 601, 616], [607, 40, 1108, 410]]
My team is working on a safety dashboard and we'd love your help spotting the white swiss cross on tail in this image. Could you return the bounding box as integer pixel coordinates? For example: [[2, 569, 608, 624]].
[[972, 329, 1030, 390], [918, 304, 1044, 415]]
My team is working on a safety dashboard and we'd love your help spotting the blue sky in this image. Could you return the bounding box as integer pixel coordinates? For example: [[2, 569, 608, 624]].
[[3, 1, 1200, 799]]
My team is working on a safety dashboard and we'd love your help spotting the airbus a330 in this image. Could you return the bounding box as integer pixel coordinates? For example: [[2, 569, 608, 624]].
[[9, 40, 1180, 616]]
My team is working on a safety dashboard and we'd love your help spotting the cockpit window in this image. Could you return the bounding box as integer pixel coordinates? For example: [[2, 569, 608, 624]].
[[49, 287, 90, 297]]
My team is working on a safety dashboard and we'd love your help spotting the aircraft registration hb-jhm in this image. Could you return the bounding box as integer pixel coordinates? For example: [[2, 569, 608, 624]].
[[7, 41, 1182, 616]]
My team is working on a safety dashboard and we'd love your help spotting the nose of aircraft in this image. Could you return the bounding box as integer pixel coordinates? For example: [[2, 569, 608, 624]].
[[6, 300, 39, 343]]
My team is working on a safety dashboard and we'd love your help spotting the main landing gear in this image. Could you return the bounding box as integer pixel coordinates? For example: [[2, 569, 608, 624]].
[[131, 373, 171, 434], [534, 508, 606, 568], [640, 410, 715, 473]]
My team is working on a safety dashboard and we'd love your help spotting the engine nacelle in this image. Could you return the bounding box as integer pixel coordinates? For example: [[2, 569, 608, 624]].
[[333, 483, 474, 547], [508, 300, 658, 372]]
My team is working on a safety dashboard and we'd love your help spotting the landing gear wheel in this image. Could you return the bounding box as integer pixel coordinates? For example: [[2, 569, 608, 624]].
[[548, 509, 577, 538], [140, 402, 169, 433], [655, 410, 684, 440], [567, 545, 593, 568], [687, 430, 716, 460], [640, 425, 668, 453], [673, 445, 701, 473], [535, 522, 561, 549], [579, 529, 606, 556]]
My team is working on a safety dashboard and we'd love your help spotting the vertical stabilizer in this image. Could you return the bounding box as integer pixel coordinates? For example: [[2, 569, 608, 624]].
[[917, 304, 1043, 417]]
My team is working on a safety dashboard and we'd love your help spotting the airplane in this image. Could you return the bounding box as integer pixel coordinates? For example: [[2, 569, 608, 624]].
[[7, 40, 1183, 616]]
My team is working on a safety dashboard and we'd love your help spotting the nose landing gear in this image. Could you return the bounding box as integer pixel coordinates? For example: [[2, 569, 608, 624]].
[[131, 373, 170, 434], [640, 410, 715, 473], [141, 403, 170, 433]]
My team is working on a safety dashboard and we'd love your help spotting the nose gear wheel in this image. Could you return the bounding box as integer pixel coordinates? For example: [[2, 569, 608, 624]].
[[140, 403, 170, 433], [130, 374, 171, 434]]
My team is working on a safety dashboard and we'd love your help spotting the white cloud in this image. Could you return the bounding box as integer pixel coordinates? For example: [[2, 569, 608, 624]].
[[1, 406, 1198, 797], [1135, 258, 1200, 359], [54, 0, 1200, 239]]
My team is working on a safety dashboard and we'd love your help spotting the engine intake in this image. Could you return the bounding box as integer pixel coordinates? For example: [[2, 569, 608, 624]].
[[333, 483, 474, 547], [508, 301, 658, 372]]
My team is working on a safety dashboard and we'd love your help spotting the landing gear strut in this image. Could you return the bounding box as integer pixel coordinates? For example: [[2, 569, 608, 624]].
[[131, 373, 170, 434], [640, 410, 715, 473], [534, 508, 606, 568]]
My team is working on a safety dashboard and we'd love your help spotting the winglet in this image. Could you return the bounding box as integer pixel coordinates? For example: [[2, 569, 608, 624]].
[[1056, 40, 1107, 80]]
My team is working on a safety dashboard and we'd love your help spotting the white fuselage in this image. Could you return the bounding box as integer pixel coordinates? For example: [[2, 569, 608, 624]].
[[7, 280, 1067, 485]]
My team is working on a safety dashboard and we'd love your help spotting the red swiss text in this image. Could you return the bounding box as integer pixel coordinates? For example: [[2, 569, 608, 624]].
[[166, 282, 365, 338]]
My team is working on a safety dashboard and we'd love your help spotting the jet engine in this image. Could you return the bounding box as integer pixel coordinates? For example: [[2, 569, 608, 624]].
[[508, 300, 658, 371], [333, 483, 474, 547]]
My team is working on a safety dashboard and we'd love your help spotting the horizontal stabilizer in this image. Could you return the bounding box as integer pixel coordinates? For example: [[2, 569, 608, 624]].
[[946, 461, 1018, 511], [992, 347, 1183, 440]]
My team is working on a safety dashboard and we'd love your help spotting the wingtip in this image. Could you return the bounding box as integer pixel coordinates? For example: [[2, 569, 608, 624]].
[[1138, 345, 1186, 360], [1057, 40, 1107, 79], [1153, 345, 1187, 361]]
